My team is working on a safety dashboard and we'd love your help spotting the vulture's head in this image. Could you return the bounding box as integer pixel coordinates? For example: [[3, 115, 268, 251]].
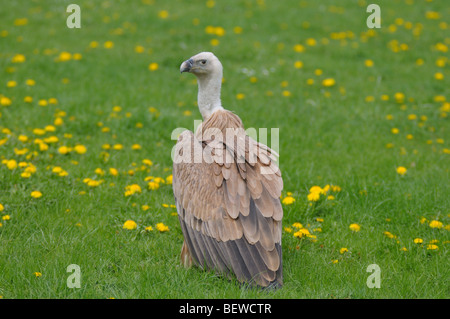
[[180, 52, 223, 78]]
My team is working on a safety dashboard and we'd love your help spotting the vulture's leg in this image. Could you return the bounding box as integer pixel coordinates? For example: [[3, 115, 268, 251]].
[[181, 240, 193, 268]]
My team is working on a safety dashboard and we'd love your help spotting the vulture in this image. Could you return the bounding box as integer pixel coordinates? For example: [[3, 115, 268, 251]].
[[173, 52, 283, 288]]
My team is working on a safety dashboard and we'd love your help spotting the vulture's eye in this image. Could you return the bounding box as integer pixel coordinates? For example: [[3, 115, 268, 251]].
[[200, 60, 207, 65]]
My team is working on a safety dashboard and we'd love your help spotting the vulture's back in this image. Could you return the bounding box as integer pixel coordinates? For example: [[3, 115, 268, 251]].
[[173, 110, 283, 288]]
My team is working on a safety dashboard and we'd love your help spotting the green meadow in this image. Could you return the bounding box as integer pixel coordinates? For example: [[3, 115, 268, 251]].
[[0, 0, 449, 298]]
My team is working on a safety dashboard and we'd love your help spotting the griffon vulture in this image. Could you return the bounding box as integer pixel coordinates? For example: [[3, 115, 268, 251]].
[[173, 52, 283, 288]]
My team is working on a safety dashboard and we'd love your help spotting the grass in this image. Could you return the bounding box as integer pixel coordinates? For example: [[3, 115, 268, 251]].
[[0, 0, 449, 298]]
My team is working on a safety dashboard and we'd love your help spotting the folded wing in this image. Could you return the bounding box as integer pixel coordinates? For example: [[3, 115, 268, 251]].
[[173, 110, 283, 287]]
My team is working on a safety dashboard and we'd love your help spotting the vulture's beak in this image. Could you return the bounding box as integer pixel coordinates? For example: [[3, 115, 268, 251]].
[[180, 58, 194, 73]]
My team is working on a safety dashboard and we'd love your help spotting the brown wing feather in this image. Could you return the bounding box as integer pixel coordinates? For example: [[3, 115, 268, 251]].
[[173, 110, 283, 287]]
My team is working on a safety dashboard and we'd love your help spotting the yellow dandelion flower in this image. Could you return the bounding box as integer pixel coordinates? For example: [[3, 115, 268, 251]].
[[31, 191, 42, 198], [364, 59, 374, 67], [293, 230, 303, 238], [32, 128, 46, 135], [94, 168, 105, 176], [112, 144, 123, 150], [322, 78, 336, 87], [123, 220, 137, 230], [74, 145, 87, 154], [57, 146, 70, 155], [25, 164, 36, 174], [52, 166, 63, 174], [7, 80, 17, 88], [429, 220, 443, 229], [131, 144, 141, 150], [142, 159, 153, 166], [158, 10, 169, 19], [54, 117, 64, 126], [306, 38, 316, 46], [434, 72, 444, 80], [298, 228, 310, 236], [104, 41, 114, 49], [214, 26, 225, 37], [426, 244, 438, 250], [236, 93, 245, 100], [124, 184, 142, 196], [6, 159, 18, 170], [149, 63, 159, 71], [435, 43, 448, 53], [134, 45, 145, 53], [309, 186, 324, 194], [282, 196, 295, 205], [12, 54, 26, 63], [18, 162, 28, 168], [396, 166, 407, 175], [282, 90, 291, 97], [21, 171, 31, 178], [413, 238, 423, 244], [349, 223, 361, 232], [38, 99, 48, 107], [148, 181, 160, 190], [331, 185, 341, 192], [44, 125, 55, 132], [307, 192, 320, 202], [425, 11, 440, 19], [339, 248, 348, 254], [293, 44, 305, 52], [109, 168, 118, 176], [58, 51, 72, 62], [383, 231, 395, 239], [294, 61, 303, 69], [23, 96, 32, 103], [394, 92, 405, 102], [87, 179, 102, 187], [58, 170, 68, 177], [152, 177, 165, 184], [156, 222, 169, 232]]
